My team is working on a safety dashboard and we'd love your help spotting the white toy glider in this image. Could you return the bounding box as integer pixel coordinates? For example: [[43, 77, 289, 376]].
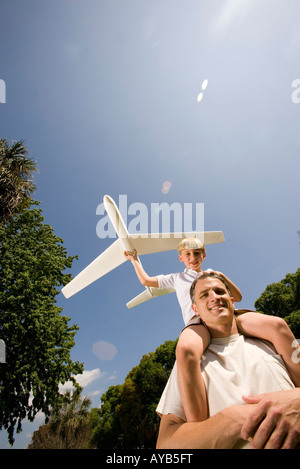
[[61, 195, 225, 308]]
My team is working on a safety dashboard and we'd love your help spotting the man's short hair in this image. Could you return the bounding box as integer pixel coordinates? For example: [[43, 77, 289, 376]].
[[190, 271, 231, 303]]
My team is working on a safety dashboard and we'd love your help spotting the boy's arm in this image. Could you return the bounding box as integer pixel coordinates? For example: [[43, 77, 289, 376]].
[[213, 271, 242, 302], [124, 249, 159, 288], [237, 313, 300, 387]]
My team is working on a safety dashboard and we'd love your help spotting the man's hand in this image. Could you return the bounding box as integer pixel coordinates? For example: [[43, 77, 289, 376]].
[[241, 389, 300, 449]]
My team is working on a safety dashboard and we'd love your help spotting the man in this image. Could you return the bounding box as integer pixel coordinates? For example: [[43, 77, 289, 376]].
[[156, 272, 300, 449]]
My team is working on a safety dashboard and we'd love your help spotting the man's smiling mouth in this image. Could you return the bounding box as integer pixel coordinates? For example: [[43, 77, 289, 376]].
[[209, 302, 227, 311]]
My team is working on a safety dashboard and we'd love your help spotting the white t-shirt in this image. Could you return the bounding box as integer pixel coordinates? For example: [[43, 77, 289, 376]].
[[157, 268, 212, 325], [156, 334, 295, 449]]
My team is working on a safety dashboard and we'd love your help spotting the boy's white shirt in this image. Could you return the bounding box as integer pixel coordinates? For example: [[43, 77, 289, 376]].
[[157, 268, 213, 325]]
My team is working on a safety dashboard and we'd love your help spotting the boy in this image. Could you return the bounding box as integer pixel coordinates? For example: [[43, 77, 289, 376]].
[[124, 238, 300, 422]]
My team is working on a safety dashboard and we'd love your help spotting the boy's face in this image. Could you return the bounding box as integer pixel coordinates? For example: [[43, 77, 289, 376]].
[[179, 248, 205, 272]]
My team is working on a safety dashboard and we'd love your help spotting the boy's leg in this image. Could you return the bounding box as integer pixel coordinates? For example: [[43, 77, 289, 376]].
[[176, 324, 210, 422], [236, 312, 300, 387]]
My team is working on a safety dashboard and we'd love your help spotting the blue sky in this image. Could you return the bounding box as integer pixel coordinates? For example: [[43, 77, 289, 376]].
[[1, 0, 300, 448]]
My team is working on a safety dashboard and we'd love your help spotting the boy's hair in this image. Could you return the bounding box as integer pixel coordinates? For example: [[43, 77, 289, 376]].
[[190, 271, 231, 303], [177, 237, 206, 254]]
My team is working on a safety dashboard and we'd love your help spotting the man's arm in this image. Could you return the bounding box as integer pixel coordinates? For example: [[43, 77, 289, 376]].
[[124, 249, 159, 287], [241, 389, 300, 449], [156, 404, 254, 449]]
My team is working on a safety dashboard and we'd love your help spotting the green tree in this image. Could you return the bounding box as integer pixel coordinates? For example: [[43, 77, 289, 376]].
[[28, 390, 94, 449], [254, 269, 300, 336], [0, 138, 37, 224], [284, 311, 300, 338], [91, 340, 177, 449], [0, 201, 83, 444], [91, 384, 124, 448]]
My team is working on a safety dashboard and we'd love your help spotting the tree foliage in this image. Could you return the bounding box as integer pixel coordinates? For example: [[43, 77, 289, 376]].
[[0, 201, 83, 444], [0, 138, 37, 224], [28, 390, 94, 449], [255, 268, 300, 336], [91, 340, 177, 449]]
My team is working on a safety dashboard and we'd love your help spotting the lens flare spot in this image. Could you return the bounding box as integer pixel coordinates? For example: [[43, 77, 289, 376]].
[[161, 181, 172, 194]]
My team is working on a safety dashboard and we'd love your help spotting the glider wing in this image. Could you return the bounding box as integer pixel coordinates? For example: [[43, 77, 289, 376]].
[[61, 239, 125, 299]]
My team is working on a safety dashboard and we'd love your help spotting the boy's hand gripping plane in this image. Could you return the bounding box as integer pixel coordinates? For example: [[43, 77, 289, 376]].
[[61, 195, 225, 308]]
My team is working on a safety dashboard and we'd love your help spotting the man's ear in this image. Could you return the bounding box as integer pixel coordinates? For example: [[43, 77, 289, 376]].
[[191, 303, 198, 314]]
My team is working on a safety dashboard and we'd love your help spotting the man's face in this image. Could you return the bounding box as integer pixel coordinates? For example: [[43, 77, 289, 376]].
[[179, 249, 205, 272], [192, 277, 235, 327]]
